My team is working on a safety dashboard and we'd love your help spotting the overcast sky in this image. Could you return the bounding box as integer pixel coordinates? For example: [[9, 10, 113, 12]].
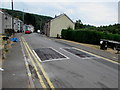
[[0, 0, 119, 26]]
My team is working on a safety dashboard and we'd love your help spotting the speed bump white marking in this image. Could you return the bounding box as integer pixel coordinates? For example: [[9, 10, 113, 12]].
[[33, 47, 69, 62]]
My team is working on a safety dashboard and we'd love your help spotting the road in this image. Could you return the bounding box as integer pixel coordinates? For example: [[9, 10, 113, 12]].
[[21, 33, 119, 89]]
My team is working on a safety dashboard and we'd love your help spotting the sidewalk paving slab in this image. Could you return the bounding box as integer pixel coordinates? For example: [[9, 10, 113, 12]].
[[2, 37, 29, 88]]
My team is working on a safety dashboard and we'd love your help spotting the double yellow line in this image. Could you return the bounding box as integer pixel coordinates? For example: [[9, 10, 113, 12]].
[[21, 37, 55, 89]]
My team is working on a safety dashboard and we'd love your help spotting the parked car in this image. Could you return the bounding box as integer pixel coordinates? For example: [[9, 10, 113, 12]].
[[25, 30, 31, 34]]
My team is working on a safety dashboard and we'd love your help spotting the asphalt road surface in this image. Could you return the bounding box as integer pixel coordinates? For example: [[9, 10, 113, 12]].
[[22, 33, 119, 89]]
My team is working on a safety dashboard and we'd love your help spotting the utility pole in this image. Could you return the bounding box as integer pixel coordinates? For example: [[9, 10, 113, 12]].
[[22, 9, 25, 32], [11, 0, 14, 34], [40, 19, 42, 30], [23, 9, 24, 23], [11, 0, 13, 14], [118, 1, 120, 24]]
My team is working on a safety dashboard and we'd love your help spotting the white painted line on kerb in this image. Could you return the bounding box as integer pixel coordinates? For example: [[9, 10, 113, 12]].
[[32, 50, 42, 62]]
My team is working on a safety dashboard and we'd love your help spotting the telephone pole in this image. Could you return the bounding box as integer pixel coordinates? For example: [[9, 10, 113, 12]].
[[23, 9, 24, 23], [11, 0, 14, 34]]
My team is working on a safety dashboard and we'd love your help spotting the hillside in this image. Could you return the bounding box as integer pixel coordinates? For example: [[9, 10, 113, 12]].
[[1, 8, 53, 32], [75, 20, 120, 34]]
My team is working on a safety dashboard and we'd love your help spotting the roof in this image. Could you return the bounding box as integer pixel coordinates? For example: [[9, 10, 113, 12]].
[[14, 18, 23, 22], [50, 13, 74, 24]]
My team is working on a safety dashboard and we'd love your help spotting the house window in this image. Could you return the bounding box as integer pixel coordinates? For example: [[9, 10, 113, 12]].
[[47, 25, 48, 28]]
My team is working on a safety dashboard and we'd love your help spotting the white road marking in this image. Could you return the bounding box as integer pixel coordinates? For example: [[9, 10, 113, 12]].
[[40, 58, 69, 63], [32, 47, 69, 62], [0, 68, 4, 71], [71, 47, 119, 65], [60, 47, 96, 60], [32, 50, 42, 62], [50, 47, 69, 59]]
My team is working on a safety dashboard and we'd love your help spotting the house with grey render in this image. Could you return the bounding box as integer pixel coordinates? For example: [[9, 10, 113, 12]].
[[0, 10, 24, 34], [14, 18, 23, 32], [0, 10, 13, 34], [44, 14, 75, 37], [0, 11, 4, 34]]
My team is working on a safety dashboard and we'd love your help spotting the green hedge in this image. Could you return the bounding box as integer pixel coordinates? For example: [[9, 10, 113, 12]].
[[61, 29, 120, 45]]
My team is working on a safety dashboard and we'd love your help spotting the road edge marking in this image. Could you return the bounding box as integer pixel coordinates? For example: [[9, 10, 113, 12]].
[[73, 47, 120, 65], [22, 37, 55, 89], [20, 38, 35, 88], [21, 37, 47, 88]]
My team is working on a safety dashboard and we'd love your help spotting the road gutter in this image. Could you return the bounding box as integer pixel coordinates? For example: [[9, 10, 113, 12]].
[[21, 37, 47, 88], [22, 37, 55, 90], [20, 38, 35, 88]]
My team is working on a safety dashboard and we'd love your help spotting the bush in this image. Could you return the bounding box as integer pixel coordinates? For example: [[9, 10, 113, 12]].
[[61, 29, 120, 45]]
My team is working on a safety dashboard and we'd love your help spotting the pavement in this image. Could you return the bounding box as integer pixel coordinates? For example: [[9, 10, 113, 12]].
[[0, 50, 2, 90], [2, 34, 29, 88], [0, 35, 4, 89], [1, 33, 119, 89], [0, 37, 2, 50]]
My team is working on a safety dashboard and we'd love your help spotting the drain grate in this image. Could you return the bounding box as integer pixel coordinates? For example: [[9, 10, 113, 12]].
[[34, 48, 68, 61], [62, 48, 95, 59]]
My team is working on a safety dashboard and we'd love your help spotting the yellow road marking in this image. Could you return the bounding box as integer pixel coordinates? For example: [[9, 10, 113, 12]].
[[60, 39, 120, 65], [22, 37, 55, 90], [20, 38, 35, 88], [22, 37, 47, 88], [74, 47, 120, 65]]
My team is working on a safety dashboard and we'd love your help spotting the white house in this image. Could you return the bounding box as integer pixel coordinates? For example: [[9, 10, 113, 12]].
[[23, 24, 34, 32], [0, 11, 4, 34], [27, 25, 34, 32], [0, 10, 12, 34], [0, 10, 24, 34], [44, 13, 75, 37], [3, 13, 12, 30], [14, 18, 23, 32]]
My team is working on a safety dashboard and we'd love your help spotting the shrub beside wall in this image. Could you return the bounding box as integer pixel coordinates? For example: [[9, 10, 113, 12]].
[[61, 29, 120, 45]]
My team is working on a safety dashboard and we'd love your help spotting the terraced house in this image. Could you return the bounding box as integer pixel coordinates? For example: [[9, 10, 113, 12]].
[[44, 14, 75, 37], [14, 18, 23, 32], [0, 10, 24, 34], [0, 11, 4, 34], [0, 10, 12, 34]]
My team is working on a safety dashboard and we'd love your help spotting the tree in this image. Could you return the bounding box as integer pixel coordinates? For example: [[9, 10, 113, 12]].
[[75, 19, 84, 29]]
